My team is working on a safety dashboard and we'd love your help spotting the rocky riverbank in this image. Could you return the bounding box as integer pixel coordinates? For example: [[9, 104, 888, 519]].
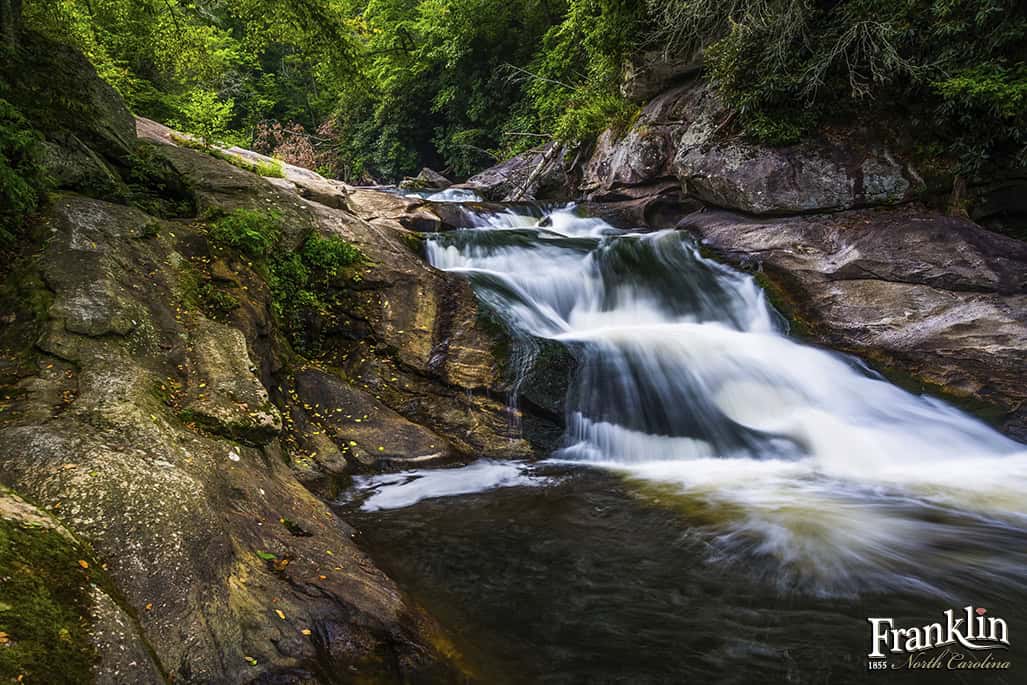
[[0, 32, 547, 684]]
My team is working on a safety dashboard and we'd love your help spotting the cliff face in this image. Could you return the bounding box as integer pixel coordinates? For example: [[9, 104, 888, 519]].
[[0, 34, 538, 684], [464, 77, 1027, 440]]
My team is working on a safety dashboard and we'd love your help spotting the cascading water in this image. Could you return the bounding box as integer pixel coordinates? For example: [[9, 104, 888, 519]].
[[412, 204, 1027, 597], [341, 201, 1027, 682]]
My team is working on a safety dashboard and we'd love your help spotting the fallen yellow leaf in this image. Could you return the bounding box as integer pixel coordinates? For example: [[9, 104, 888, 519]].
[[301, 629, 312, 636], [275, 609, 286, 620], [78, 560, 89, 569]]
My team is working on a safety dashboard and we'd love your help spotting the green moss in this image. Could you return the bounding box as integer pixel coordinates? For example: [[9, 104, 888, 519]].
[[266, 234, 364, 357], [0, 518, 97, 683], [169, 135, 284, 178], [398, 231, 427, 257], [212, 149, 284, 178], [750, 270, 814, 339], [859, 351, 1009, 429], [202, 207, 365, 356], [300, 233, 362, 276]]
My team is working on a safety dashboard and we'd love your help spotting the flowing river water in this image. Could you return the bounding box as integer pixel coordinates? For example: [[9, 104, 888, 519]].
[[339, 204, 1027, 682]]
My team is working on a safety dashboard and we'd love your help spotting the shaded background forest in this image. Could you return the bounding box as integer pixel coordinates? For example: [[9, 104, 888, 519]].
[[2, 0, 1026, 234]]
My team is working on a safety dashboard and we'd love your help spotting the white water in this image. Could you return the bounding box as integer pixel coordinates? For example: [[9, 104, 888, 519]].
[[401, 187, 484, 203], [413, 204, 1027, 597], [349, 461, 548, 512]]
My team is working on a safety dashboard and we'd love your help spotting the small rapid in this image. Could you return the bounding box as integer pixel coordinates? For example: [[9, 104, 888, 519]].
[[412, 204, 1027, 597]]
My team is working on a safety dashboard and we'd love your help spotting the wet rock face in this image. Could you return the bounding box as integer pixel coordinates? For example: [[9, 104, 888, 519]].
[[293, 370, 452, 469], [684, 207, 1027, 439]]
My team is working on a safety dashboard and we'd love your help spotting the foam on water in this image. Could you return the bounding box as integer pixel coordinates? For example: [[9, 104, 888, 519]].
[[348, 461, 548, 511]]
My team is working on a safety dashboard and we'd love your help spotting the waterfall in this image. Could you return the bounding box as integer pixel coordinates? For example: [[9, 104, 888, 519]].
[[419, 204, 1027, 596]]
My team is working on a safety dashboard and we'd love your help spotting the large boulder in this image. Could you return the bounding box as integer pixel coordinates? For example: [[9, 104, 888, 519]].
[[578, 83, 707, 200], [399, 167, 452, 191], [674, 134, 924, 216], [153, 144, 319, 249], [580, 80, 926, 215], [583, 127, 674, 199], [462, 141, 574, 201], [683, 206, 1027, 439], [1, 31, 136, 199]]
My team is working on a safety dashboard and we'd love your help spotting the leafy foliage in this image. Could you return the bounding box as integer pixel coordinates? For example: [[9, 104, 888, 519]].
[[300, 233, 362, 278], [206, 208, 363, 354], [22, 0, 355, 146], [208, 208, 282, 258], [176, 89, 234, 147], [0, 98, 47, 245], [267, 232, 363, 355], [650, 0, 1027, 170], [16, 0, 1027, 182]]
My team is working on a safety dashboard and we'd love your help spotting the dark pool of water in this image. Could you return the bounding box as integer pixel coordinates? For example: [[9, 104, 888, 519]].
[[338, 464, 1026, 684]]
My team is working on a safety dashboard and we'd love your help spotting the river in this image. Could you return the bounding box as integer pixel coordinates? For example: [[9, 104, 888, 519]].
[[338, 203, 1027, 682]]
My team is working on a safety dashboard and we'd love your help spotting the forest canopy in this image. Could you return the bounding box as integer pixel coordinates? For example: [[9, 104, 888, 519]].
[[5, 0, 1027, 182]]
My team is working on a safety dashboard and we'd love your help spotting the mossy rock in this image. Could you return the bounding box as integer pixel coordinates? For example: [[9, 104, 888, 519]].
[[0, 492, 96, 684]]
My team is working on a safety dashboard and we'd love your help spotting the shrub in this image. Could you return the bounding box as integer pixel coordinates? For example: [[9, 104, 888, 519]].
[[0, 98, 48, 245], [267, 233, 363, 355], [208, 209, 281, 258], [300, 233, 361, 278], [176, 89, 234, 147], [254, 121, 320, 170], [206, 208, 363, 354]]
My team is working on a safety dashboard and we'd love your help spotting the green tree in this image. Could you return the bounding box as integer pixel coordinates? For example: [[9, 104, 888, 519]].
[[177, 89, 235, 147]]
